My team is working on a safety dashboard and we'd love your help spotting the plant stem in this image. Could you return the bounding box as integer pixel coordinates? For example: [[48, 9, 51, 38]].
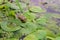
[[16, 0, 23, 13]]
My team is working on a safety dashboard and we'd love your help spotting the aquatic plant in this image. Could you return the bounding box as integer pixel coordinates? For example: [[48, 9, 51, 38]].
[[0, 0, 60, 40]]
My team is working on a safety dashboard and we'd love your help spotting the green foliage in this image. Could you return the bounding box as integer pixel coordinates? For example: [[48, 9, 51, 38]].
[[24, 34, 38, 40], [0, 0, 3, 4], [54, 37, 60, 40], [0, 0, 60, 40], [34, 30, 47, 40], [1, 21, 21, 32], [23, 11, 36, 21], [29, 6, 46, 13]]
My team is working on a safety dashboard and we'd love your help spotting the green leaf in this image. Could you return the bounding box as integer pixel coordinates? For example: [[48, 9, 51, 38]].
[[0, 29, 4, 33], [54, 37, 60, 40], [16, 0, 23, 12], [7, 2, 19, 10], [9, 10, 15, 16], [20, 28, 32, 35], [46, 36, 54, 40], [24, 34, 38, 40], [29, 6, 46, 13], [36, 17, 47, 25], [6, 38, 18, 40], [0, 0, 3, 4], [5, 32, 14, 38], [23, 11, 36, 21], [46, 29, 56, 38], [20, 22, 37, 34], [1, 21, 21, 32], [24, 30, 47, 40], [0, 5, 5, 10], [34, 30, 47, 40]]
